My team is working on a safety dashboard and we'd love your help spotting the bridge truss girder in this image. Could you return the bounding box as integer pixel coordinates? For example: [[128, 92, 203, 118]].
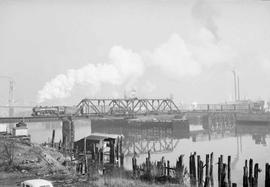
[[76, 98, 180, 116]]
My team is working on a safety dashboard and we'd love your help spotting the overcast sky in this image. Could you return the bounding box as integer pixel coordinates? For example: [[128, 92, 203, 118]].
[[0, 0, 270, 105]]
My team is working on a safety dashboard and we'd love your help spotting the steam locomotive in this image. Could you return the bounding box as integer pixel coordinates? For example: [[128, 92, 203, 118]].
[[32, 106, 78, 116]]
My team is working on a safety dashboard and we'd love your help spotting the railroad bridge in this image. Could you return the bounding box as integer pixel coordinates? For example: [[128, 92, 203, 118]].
[[76, 98, 180, 117], [0, 98, 261, 147], [0, 98, 181, 152], [0, 98, 259, 134], [0, 98, 181, 124]]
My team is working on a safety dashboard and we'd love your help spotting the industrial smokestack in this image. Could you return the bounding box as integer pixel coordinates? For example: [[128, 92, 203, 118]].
[[237, 75, 240, 101], [232, 70, 237, 101], [8, 80, 14, 117], [0, 76, 14, 117]]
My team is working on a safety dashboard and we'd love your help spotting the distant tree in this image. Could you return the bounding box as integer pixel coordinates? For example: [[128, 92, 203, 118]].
[[0, 138, 16, 169]]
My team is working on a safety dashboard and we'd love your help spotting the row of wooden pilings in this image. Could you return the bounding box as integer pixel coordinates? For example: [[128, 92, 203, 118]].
[[132, 152, 270, 187], [242, 158, 260, 187], [189, 152, 237, 187], [132, 151, 185, 184]]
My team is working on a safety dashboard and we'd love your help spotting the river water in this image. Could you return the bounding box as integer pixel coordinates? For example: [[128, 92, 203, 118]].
[[22, 117, 270, 186]]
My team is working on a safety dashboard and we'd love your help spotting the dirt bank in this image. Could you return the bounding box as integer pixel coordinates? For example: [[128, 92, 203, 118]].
[[0, 137, 73, 185]]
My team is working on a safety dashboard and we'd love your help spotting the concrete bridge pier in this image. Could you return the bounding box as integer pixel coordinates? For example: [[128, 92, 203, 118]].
[[62, 117, 74, 152]]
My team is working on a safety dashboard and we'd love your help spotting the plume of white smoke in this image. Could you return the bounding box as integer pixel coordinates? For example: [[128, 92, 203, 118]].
[[38, 28, 234, 103], [147, 29, 234, 80], [38, 0, 235, 103], [148, 33, 202, 78], [37, 46, 144, 103], [192, 0, 219, 41], [190, 28, 235, 68]]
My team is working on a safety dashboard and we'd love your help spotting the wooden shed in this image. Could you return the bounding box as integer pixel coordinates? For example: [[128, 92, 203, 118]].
[[74, 133, 124, 170]]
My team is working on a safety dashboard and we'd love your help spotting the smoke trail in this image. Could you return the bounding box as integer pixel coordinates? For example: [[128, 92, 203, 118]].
[[37, 46, 144, 103], [38, 31, 234, 102], [146, 31, 234, 80], [148, 33, 202, 78], [191, 0, 220, 41]]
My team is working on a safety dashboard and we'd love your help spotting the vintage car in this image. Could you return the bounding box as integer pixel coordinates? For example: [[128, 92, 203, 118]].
[[21, 179, 53, 187]]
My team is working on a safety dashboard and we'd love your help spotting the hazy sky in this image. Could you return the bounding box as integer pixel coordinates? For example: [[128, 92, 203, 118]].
[[0, 0, 270, 105]]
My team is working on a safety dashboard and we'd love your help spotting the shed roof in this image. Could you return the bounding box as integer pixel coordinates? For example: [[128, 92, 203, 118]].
[[82, 133, 122, 141]]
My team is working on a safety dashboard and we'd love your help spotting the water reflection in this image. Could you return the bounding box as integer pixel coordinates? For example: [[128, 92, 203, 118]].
[[90, 118, 270, 186], [91, 119, 189, 156], [236, 123, 270, 146], [22, 116, 270, 186], [89, 118, 270, 156], [24, 119, 91, 143]]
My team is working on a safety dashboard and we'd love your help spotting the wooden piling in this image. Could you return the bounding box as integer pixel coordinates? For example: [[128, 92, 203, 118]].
[[189, 152, 196, 185], [51, 129, 55, 147], [197, 155, 201, 184], [189, 154, 192, 180], [254, 163, 259, 187], [249, 158, 253, 185], [120, 136, 124, 167], [120, 152, 124, 168], [218, 157, 221, 184], [218, 155, 224, 186], [206, 154, 209, 178], [84, 137, 86, 156], [167, 160, 170, 177], [210, 152, 214, 186], [116, 136, 119, 161], [204, 154, 209, 187], [58, 140, 61, 150], [193, 152, 197, 181], [161, 156, 166, 176], [228, 156, 231, 186], [99, 147, 103, 164], [120, 136, 123, 156], [132, 155, 137, 177], [146, 151, 151, 176], [243, 160, 248, 187], [199, 160, 204, 185], [221, 163, 228, 187], [109, 139, 114, 164], [265, 163, 269, 187], [204, 177, 209, 187], [176, 155, 184, 184]]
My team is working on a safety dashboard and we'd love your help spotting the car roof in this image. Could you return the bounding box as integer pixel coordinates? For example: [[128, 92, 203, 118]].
[[22, 179, 52, 186]]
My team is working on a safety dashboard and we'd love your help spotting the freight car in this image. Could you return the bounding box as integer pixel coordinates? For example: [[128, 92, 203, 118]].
[[195, 101, 265, 113], [32, 106, 78, 116]]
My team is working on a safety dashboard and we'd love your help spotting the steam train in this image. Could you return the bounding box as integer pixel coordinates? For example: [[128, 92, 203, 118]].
[[32, 106, 78, 116]]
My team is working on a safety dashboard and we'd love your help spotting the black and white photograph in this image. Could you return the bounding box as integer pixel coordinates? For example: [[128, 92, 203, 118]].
[[0, 0, 270, 186]]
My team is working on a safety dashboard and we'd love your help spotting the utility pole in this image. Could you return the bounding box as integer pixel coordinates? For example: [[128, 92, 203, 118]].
[[0, 76, 14, 117], [232, 70, 237, 101]]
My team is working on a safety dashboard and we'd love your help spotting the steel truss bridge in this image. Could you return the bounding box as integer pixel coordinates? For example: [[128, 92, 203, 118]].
[[76, 98, 180, 116], [0, 98, 180, 124], [1, 98, 265, 124]]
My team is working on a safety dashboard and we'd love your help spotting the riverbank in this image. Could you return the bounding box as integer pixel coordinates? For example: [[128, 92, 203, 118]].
[[0, 174, 185, 187], [0, 136, 72, 185], [0, 137, 184, 187]]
